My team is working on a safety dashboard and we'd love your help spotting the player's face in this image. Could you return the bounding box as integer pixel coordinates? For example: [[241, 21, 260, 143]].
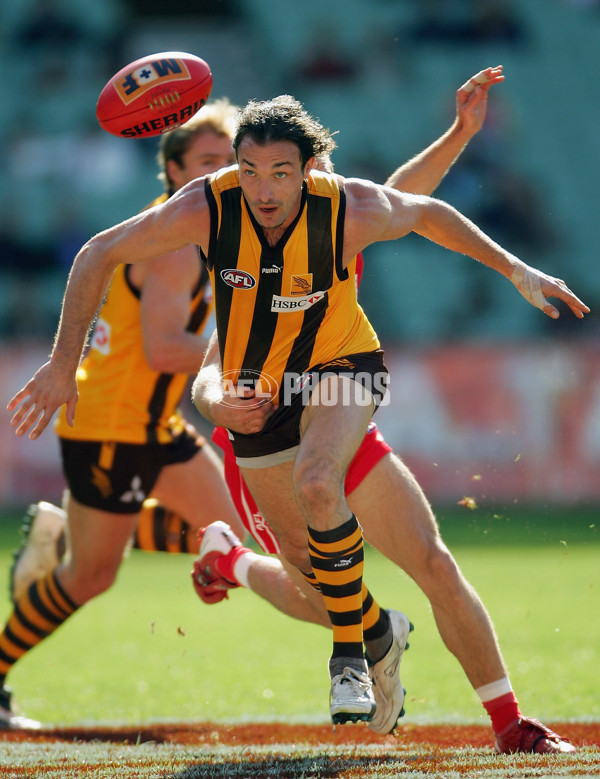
[[237, 138, 314, 231], [171, 130, 236, 190]]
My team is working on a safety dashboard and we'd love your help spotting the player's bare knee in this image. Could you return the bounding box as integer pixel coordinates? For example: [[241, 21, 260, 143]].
[[293, 460, 341, 520], [423, 544, 466, 603], [65, 564, 119, 602]]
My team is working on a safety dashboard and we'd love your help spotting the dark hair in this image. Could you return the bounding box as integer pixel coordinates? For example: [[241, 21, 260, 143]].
[[233, 95, 337, 167]]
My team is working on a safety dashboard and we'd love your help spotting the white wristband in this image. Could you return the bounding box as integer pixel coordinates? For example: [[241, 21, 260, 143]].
[[232, 550, 254, 589]]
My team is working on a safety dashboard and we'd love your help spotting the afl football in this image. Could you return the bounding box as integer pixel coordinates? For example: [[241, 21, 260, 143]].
[[96, 51, 213, 138]]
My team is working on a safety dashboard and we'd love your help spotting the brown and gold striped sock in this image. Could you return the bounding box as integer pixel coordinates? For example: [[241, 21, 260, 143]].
[[134, 500, 198, 554], [303, 553, 392, 663], [362, 585, 392, 664], [0, 570, 79, 686], [300, 569, 322, 591], [307, 515, 366, 677]]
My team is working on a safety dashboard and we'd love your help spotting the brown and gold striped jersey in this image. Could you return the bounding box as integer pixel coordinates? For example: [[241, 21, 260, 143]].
[[204, 167, 379, 401]]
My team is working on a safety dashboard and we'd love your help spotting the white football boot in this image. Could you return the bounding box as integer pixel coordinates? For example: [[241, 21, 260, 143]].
[[367, 610, 413, 734], [329, 666, 376, 725], [10, 502, 67, 602]]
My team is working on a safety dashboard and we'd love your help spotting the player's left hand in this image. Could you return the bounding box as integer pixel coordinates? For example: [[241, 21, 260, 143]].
[[7, 360, 78, 440], [456, 65, 504, 136], [510, 263, 590, 319]]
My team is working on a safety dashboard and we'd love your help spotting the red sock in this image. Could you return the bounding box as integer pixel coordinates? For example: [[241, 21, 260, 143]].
[[214, 545, 250, 584], [483, 691, 522, 734]]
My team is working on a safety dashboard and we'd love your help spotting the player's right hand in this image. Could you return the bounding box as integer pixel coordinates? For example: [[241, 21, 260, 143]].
[[7, 361, 78, 440], [209, 385, 275, 435], [510, 263, 590, 319]]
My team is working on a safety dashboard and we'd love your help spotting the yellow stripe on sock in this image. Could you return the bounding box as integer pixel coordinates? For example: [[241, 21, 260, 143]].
[[136, 507, 158, 551], [308, 530, 363, 558], [44, 575, 75, 616], [16, 594, 61, 635], [2, 613, 41, 648], [309, 564, 362, 587], [165, 514, 184, 554]]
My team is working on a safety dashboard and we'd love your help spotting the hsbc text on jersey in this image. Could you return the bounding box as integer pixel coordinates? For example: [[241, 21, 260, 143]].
[[270, 292, 326, 312]]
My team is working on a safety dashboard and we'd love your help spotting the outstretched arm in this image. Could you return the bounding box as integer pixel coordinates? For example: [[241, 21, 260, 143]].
[[410, 196, 588, 319], [385, 66, 504, 195], [344, 181, 589, 321], [7, 181, 209, 439]]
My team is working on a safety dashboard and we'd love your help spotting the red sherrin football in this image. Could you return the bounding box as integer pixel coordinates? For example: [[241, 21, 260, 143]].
[[96, 51, 213, 138]]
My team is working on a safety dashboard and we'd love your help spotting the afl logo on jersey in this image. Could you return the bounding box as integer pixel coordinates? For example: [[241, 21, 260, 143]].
[[220, 269, 256, 289]]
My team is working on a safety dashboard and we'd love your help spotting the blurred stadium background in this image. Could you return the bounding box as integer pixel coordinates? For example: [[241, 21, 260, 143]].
[[1, 0, 599, 510]]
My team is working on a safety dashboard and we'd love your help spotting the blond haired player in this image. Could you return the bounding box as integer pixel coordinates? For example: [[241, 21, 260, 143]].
[[6, 68, 579, 752], [1, 100, 249, 729]]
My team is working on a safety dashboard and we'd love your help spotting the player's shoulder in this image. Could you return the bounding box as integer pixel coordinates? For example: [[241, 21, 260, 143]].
[[344, 175, 387, 198], [306, 168, 342, 196], [208, 164, 240, 194], [342, 178, 394, 261], [344, 176, 392, 220], [306, 171, 382, 213]]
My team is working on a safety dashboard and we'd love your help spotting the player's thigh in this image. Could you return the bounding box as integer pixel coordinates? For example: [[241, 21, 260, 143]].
[[241, 461, 311, 570], [64, 492, 138, 574], [348, 452, 447, 578], [151, 442, 247, 540], [298, 375, 373, 481]]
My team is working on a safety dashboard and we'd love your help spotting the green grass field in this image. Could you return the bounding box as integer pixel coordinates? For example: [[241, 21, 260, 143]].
[[0, 504, 598, 728]]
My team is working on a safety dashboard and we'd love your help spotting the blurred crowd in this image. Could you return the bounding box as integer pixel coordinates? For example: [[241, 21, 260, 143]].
[[1, 0, 598, 342]]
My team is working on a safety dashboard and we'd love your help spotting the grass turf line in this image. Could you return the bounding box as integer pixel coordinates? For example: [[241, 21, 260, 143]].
[[1, 735, 599, 778]]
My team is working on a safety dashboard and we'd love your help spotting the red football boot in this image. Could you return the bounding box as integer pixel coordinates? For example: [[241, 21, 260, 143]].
[[495, 717, 575, 754], [191, 521, 244, 604]]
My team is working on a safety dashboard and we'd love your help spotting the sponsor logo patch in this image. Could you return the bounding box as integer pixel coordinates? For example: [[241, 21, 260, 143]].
[[290, 274, 313, 295], [120, 475, 146, 504], [220, 269, 257, 289], [114, 58, 192, 105], [90, 317, 111, 356], [271, 291, 326, 312]]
